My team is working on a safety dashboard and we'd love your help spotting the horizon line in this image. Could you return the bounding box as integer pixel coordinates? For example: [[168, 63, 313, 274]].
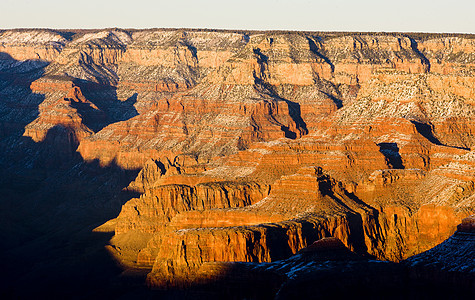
[[1, 27, 474, 37]]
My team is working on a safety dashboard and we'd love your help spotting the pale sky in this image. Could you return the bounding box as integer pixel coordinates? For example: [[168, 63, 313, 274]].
[[1, 0, 474, 33]]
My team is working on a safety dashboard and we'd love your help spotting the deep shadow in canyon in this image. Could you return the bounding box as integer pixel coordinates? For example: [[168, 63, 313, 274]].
[[0, 54, 144, 298], [0, 128, 143, 299], [0, 52, 46, 137]]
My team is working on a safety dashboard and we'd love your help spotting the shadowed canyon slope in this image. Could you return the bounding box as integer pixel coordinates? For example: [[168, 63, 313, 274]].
[[0, 28, 474, 297]]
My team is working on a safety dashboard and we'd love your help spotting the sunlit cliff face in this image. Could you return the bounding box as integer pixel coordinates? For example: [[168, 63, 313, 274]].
[[0, 29, 474, 297]]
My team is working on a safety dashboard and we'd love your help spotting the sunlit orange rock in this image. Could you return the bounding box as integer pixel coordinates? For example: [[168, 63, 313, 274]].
[[2, 29, 474, 291]]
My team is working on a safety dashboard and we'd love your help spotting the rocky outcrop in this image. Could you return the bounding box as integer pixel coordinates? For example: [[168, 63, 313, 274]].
[[404, 216, 475, 293], [23, 86, 103, 142], [159, 230, 474, 299], [0, 29, 66, 61], [145, 215, 364, 289], [458, 215, 475, 233], [77, 92, 305, 168], [115, 180, 268, 235], [107, 132, 473, 287]]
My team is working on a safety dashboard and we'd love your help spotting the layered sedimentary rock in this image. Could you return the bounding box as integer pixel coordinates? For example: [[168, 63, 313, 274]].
[[161, 230, 474, 299], [23, 86, 102, 142], [0, 29, 474, 293]]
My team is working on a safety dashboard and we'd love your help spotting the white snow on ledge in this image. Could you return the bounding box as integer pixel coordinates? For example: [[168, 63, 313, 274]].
[[0, 30, 67, 45]]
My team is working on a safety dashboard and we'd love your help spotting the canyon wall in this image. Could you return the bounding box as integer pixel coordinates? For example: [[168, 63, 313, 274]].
[[0, 29, 474, 290]]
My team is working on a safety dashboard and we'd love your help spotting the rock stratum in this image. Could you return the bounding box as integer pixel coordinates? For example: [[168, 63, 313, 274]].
[[0, 28, 474, 298]]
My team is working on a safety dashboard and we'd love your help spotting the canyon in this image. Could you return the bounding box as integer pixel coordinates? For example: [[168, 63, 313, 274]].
[[0, 28, 474, 298]]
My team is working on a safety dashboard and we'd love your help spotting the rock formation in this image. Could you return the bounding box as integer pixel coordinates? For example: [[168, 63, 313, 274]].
[[404, 215, 475, 293], [0, 28, 474, 298]]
